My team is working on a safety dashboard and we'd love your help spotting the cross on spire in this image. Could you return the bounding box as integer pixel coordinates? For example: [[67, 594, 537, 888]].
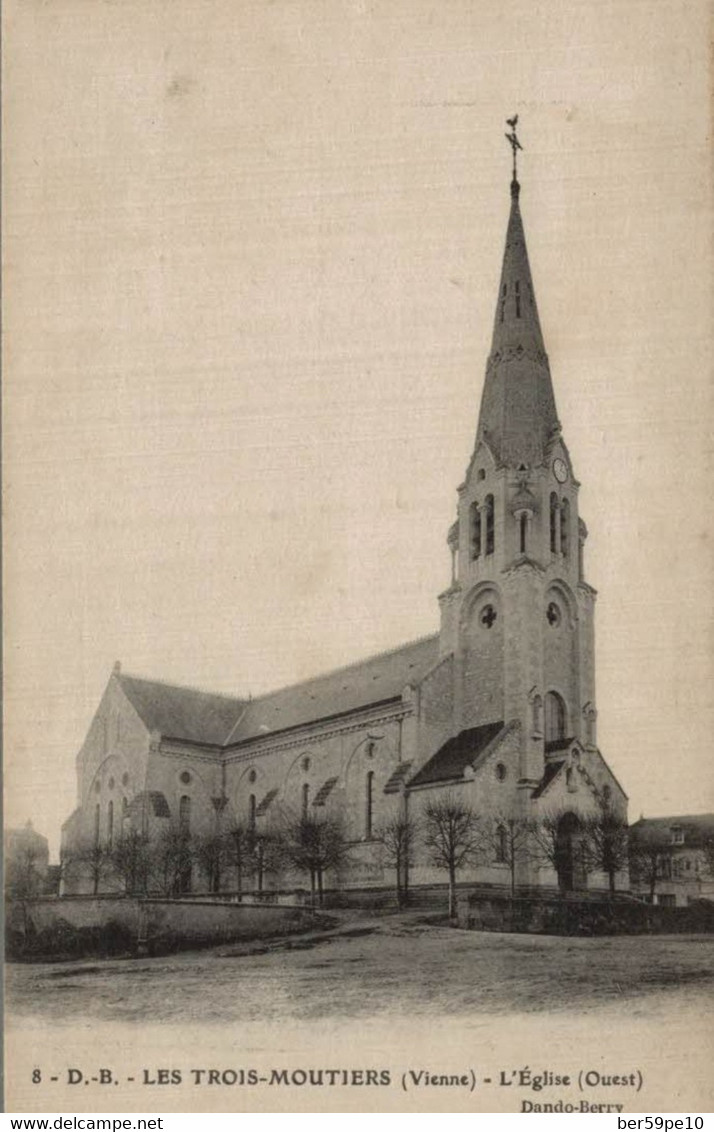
[[505, 114, 523, 185]]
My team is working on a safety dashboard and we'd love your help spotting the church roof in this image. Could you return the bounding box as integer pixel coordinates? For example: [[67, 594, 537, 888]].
[[475, 178, 560, 468], [118, 673, 247, 746], [408, 721, 505, 788], [226, 634, 439, 744], [116, 634, 440, 748]]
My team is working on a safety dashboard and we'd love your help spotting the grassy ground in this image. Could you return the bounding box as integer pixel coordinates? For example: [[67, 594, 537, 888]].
[[6, 910, 714, 1027]]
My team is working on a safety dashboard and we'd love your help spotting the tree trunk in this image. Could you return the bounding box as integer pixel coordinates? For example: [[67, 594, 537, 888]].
[[236, 859, 243, 903], [608, 868, 616, 898], [448, 863, 456, 919], [309, 868, 316, 908], [317, 867, 324, 907]]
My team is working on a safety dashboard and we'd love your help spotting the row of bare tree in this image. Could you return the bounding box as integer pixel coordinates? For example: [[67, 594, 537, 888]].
[[387, 796, 632, 917], [40, 796, 639, 914], [12, 797, 689, 916]]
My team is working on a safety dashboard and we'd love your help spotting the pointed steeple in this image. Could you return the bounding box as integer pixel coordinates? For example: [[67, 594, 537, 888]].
[[475, 169, 560, 468]]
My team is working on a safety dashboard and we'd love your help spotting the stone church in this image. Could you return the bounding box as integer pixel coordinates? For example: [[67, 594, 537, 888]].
[[61, 161, 628, 898]]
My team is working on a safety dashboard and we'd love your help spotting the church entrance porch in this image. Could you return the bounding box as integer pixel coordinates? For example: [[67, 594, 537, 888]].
[[555, 812, 587, 893]]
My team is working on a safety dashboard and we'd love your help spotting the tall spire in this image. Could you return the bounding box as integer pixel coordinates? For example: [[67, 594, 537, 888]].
[[475, 123, 560, 468]]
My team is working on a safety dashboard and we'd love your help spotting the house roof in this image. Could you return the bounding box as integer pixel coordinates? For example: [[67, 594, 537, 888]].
[[312, 777, 339, 808], [531, 760, 565, 799], [118, 673, 247, 746], [544, 737, 575, 755], [383, 762, 413, 795], [408, 722, 505, 788], [225, 634, 439, 744], [129, 791, 171, 819], [115, 634, 440, 749], [629, 814, 714, 849], [256, 788, 279, 817]]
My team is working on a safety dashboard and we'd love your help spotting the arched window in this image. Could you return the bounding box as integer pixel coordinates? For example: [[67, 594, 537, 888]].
[[249, 793, 256, 832], [365, 771, 374, 839], [560, 498, 570, 557], [302, 783, 310, 820], [532, 693, 543, 736], [94, 803, 100, 847], [519, 511, 527, 554], [514, 280, 521, 318], [485, 495, 495, 555], [550, 493, 559, 554], [179, 794, 191, 835], [107, 800, 114, 849], [495, 824, 508, 863], [545, 691, 567, 742], [469, 501, 481, 559]]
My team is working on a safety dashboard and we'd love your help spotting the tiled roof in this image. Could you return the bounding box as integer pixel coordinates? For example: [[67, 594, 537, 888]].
[[629, 814, 714, 850], [383, 762, 413, 795], [408, 722, 505, 788], [226, 635, 439, 744], [114, 635, 439, 750], [256, 788, 279, 817], [119, 674, 246, 746], [312, 777, 339, 807], [129, 791, 171, 819], [544, 737, 574, 754], [531, 760, 565, 799]]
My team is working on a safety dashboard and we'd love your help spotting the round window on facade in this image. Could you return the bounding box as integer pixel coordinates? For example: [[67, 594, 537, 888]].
[[180, 771, 192, 785], [495, 762, 507, 782], [546, 601, 561, 627], [248, 769, 257, 784]]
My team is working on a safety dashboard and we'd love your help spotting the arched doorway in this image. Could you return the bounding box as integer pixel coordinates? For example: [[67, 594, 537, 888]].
[[555, 812, 587, 893]]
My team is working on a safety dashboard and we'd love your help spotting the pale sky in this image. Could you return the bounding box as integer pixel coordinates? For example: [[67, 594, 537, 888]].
[[4, 0, 712, 858]]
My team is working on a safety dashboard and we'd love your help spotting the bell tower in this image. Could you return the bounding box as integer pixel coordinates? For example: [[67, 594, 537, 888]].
[[439, 125, 597, 790]]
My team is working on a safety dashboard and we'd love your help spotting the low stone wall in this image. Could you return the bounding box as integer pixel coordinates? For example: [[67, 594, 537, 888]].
[[6, 896, 316, 959], [456, 893, 714, 936]]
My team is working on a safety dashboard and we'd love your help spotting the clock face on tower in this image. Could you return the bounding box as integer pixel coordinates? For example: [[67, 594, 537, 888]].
[[553, 457, 568, 484]]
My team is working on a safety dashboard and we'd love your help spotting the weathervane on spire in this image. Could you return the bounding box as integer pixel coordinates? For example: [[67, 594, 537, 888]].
[[505, 114, 523, 183]]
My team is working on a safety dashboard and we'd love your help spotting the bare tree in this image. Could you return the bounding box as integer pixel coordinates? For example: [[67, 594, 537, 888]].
[[67, 838, 112, 895], [487, 814, 532, 897], [422, 794, 482, 918], [110, 829, 152, 895], [152, 827, 195, 896], [281, 811, 350, 907], [5, 842, 45, 901], [194, 831, 230, 895], [226, 822, 252, 900], [529, 810, 578, 895], [377, 812, 418, 907], [628, 839, 661, 903], [583, 800, 629, 897], [249, 827, 285, 895]]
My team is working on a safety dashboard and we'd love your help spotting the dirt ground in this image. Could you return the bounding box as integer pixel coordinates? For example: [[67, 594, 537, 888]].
[[6, 910, 714, 1027]]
